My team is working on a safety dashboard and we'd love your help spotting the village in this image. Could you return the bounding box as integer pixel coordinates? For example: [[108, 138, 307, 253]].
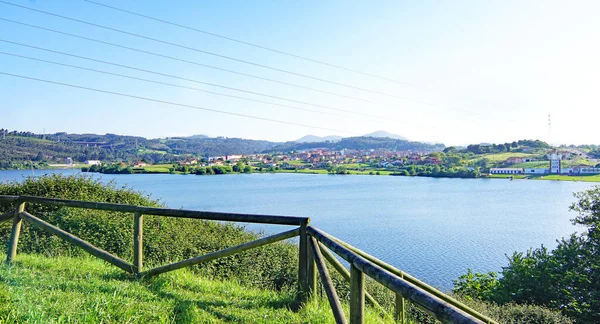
[[81, 146, 600, 178]]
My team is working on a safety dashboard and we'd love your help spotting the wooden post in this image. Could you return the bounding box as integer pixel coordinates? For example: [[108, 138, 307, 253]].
[[133, 212, 143, 275], [297, 220, 310, 304], [350, 264, 365, 324], [307, 237, 317, 296], [6, 202, 25, 264], [395, 293, 406, 324]]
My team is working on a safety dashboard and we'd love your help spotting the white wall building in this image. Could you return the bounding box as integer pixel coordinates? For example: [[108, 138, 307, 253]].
[[490, 168, 524, 174], [525, 168, 549, 174]]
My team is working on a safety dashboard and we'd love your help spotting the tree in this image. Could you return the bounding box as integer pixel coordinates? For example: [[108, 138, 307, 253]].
[[453, 186, 600, 323]]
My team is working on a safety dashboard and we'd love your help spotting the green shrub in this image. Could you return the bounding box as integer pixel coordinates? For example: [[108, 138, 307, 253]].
[[0, 174, 298, 290], [458, 297, 574, 324]]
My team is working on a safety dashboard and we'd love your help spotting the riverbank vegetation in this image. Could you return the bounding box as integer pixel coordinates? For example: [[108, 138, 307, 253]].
[[453, 186, 600, 323]]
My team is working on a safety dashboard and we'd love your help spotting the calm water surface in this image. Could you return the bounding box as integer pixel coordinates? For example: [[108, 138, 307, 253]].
[[1, 169, 594, 290]]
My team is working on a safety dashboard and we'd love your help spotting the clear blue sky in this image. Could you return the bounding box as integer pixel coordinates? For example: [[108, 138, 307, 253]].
[[1, 0, 598, 145]]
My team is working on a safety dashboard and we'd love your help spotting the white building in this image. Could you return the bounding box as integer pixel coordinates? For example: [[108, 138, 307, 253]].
[[490, 168, 524, 174], [525, 168, 549, 174], [85, 160, 101, 165]]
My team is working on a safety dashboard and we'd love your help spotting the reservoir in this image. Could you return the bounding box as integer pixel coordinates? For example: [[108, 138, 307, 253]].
[[1, 169, 594, 291]]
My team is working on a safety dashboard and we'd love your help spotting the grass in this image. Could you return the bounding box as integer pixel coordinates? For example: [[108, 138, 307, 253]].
[[473, 152, 535, 162], [142, 164, 174, 173], [0, 254, 397, 323], [484, 174, 529, 179], [532, 174, 600, 182], [512, 161, 550, 168]]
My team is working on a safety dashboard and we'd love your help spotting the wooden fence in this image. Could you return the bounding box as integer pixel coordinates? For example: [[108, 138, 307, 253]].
[[1, 195, 496, 324]]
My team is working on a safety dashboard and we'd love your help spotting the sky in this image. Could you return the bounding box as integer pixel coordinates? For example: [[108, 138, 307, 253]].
[[0, 0, 598, 145]]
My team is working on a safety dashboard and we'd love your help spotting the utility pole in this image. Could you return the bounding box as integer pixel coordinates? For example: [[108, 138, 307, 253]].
[[547, 114, 552, 145]]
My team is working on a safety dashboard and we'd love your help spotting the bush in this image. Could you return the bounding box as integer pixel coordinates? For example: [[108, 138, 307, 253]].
[[454, 186, 600, 323], [458, 297, 574, 324], [0, 174, 298, 290]]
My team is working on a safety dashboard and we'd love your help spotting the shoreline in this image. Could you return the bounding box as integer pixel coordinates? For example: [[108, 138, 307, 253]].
[[80, 167, 600, 182], [4, 167, 599, 182]]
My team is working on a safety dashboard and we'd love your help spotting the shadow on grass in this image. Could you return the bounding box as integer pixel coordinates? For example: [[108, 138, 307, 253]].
[[144, 274, 299, 323]]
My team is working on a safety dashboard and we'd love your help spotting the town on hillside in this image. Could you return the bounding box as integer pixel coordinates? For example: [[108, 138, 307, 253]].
[[80, 143, 600, 179]]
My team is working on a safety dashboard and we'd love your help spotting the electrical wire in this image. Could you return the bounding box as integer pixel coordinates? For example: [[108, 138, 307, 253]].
[[0, 71, 361, 135]]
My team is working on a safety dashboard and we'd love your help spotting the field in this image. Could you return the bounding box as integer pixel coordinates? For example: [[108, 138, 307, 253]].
[[473, 152, 535, 162], [532, 174, 600, 182], [512, 161, 549, 168], [0, 254, 395, 324], [141, 164, 174, 173]]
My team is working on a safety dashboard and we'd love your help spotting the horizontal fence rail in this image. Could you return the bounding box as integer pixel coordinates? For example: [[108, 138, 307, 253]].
[[1, 195, 493, 324], [17, 195, 308, 225], [307, 226, 492, 324]]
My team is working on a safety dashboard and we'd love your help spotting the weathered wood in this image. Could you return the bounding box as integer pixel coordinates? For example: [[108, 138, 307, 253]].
[[297, 220, 309, 304], [144, 227, 299, 277], [0, 210, 14, 223], [319, 242, 381, 309], [18, 195, 308, 225], [6, 202, 25, 264], [133, 212, 143, 274], [307, 227, 317, 297], [350, 264, 365, 324], [0, 195, 19, 203], [309, 237, 347, 324], [331, 236, 495, 324], [395, 293, 406, 324], [307, 226, 486, 324], [19, 211, 134, 273]]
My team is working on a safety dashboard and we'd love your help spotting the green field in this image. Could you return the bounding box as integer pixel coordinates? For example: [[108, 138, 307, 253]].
[[512, 161, 549, 168], [341, 163, 371, 169], [0, 254, 395, 324], [474, 152, 535, 162], [141, 164, 174, 173], [283, 160, 310, 166], [532, 174, 600, 182]]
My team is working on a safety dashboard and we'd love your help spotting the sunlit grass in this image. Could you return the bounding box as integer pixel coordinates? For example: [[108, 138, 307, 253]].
[[0, 254, 397, 323]]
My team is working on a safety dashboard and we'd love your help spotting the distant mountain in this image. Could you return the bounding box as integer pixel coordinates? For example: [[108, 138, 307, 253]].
[[363, 130, 408, 141], [295, 135, 343, 143]]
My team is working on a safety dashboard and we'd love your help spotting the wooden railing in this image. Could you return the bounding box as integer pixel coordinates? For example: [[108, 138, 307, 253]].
[[1, 195, 496, 324]]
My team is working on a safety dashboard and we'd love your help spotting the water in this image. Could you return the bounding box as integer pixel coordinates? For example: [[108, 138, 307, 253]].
[[1, 169, 594, 291]]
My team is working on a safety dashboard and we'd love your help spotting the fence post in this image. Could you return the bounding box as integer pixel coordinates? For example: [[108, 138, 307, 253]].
[[133, 212, 143, 275], [350, 264, 365, 324], [395, 293, 406, 324], [6, 202, 25, 264], [307, 237, 317, 296], [297, 219, 311, 304]]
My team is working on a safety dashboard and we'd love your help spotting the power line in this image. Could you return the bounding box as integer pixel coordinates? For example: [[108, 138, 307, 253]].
[[0, 50, 387, 123], [0, 39, 387, 120], [84, 0, 420, 88], [0, 17, 377, 104], [0, 1, 432, 105], [0, 71, 360, 135]]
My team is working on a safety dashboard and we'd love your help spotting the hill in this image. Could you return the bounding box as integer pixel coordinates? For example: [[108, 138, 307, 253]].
[[295, 135, 343, 143], [0, 128, 438, 168], [270, 136, 444, 152], [363, 130, 408, 141]]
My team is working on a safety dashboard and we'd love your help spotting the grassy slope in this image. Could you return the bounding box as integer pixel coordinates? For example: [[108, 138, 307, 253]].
[[0, 254, 395, 324], [473, 152, 535, 162]]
